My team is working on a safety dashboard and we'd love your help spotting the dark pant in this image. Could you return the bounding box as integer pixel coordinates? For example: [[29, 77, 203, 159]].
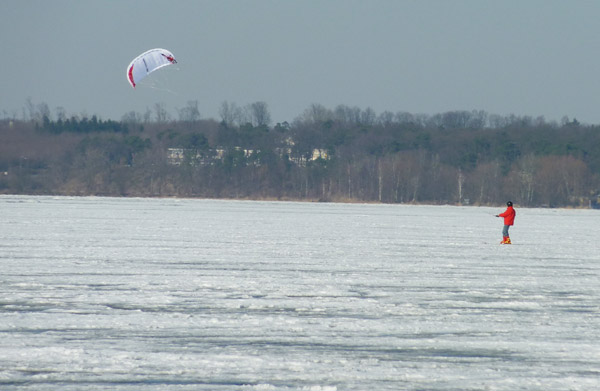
[[503, 225, 510, 237]]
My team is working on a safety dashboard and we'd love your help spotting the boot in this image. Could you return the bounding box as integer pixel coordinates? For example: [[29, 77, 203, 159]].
[[500, 236, 507, 244], [504, 237, 511, 244]]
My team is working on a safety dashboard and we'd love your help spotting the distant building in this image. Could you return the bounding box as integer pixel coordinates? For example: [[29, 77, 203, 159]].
[[167, 148, 215, 166], [166, 148, 185, 166], [287, 148, 329, 167], [167, 136, 329, 167], [167, 147, 261, 166]]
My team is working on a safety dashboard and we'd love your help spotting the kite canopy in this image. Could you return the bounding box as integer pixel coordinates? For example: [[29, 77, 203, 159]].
[[127, 48, 177, 88]]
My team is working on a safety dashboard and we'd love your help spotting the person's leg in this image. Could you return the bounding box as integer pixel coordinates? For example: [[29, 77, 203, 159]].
[[502, 225, 511, 244]]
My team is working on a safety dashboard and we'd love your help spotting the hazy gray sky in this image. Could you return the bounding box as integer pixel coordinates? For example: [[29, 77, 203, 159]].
[[2, 0, 600, 124]]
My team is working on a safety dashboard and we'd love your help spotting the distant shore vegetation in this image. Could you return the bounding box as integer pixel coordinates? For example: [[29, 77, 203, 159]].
[[2, 99, 599, 208]]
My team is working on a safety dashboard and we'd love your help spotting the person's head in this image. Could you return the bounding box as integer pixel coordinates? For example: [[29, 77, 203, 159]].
[[507, 201, 513, 207]]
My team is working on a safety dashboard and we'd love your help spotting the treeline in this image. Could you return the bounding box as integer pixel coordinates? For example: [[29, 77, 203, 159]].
[[1, 103, 599, 207], [40, 115, 128, 134]]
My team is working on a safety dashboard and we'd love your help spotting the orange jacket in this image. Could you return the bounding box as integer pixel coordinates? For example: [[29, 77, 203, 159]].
[[499, 206, 516, 225]]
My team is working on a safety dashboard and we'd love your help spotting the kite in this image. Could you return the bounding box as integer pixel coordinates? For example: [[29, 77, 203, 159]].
[[126, 48, 177, 88]]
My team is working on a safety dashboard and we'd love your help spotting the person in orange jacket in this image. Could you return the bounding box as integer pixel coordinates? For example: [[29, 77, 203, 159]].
[[496, 201, 516, 244]]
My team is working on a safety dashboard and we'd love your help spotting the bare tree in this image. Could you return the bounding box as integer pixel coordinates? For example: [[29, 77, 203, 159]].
[[121, 111, 142, 124], [178, 100, 201, 123], [37, 102, 50, 122], [299, 103, 332, 124], [22, 98, 51, 123], [535, 155, 589, 206], [24, 97, 36, 121], [377, 111, 395, 127], [55, 107, 67, 122], [360, 107, 376, 126], [154, 102, 170, 123], [334, 105, 361, 125], [143, 107, 152, 123], [219, 101, 247, 127], [248, 101, 271, 127], [514, 154, 537, 206], [465, 160, 502, 205]]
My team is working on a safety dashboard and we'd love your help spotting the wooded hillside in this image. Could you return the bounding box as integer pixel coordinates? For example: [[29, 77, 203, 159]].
[[2, 103, 599, 207]]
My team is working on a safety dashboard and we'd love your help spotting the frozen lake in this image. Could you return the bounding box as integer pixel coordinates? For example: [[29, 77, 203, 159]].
[[1, 195, 599, 390]]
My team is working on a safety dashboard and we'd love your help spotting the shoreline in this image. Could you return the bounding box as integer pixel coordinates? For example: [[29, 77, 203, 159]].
[[2, 192, 597, 210]]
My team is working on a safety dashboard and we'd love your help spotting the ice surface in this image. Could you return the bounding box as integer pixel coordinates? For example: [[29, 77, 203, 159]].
[[1, 196, 599, 390]]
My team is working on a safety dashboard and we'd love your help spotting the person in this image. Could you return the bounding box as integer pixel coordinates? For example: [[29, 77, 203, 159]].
[[496, 201, 516, 244]]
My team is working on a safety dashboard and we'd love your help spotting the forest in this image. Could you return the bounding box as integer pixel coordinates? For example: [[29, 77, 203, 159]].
[[1, 100, 600, 208]]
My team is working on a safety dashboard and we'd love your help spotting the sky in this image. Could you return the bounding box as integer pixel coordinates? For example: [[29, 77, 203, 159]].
[[2, 0, 600, 124]]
